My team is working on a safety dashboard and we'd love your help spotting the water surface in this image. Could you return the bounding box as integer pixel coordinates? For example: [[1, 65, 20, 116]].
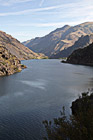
[[0, 59, 93, 140]]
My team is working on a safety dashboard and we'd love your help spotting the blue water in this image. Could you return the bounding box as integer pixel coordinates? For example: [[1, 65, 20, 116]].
[[0, 59, 93, 140]]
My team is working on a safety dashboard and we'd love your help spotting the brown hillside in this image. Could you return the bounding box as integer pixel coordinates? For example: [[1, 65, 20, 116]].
[[23, 22, 93, 57], [0, 31, 45, 60]]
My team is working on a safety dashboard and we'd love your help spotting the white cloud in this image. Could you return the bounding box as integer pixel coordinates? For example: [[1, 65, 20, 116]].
[[0, 5, 66, 16], [39, 0, 45, 6], [8, 20, 91, 28], [0, 1, 93, 16], [0, 4, 78, 16], [0, 5, 61, 16], [0, 0, 33, 6], [33, 5, 93, 20], [0, 0, 93, 18]]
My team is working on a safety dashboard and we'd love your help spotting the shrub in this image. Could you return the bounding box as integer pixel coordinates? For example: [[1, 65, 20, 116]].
[[43, 92, 93, 140]]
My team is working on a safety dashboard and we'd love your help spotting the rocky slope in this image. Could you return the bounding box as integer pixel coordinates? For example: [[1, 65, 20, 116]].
[[23, 22, 93, 57], [0, 45, 26, 76], [64, 43, 93, 66], [0, 31, 46, 60], [51, 34, 93, 58]]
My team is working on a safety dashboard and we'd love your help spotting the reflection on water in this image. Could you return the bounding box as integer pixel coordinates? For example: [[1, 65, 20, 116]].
[[0, 59, 93, 140], [20, 79, 47, 90]]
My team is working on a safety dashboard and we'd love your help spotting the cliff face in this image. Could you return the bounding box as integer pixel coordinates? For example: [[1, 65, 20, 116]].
[[66, 43, 93, 66], [0, 31, 45, 60], [23, 22, 93, 57], [0, 45, 26, 76]]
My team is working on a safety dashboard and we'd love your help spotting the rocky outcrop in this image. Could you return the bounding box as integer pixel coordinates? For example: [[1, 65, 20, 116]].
[[23, 22, 93, 58], [64, 43, 93, 66], [71, 92, 93, 115], [0, 45, 26, 76], [0, 31, 46, 60]]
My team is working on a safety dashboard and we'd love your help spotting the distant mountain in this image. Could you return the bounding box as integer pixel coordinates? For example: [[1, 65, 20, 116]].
[[51, 34, 93, 58], [64, 43, 93, 66], [0, 44, 26, 76], [0, 31, 46, 60], [23, 22, 93, 57]]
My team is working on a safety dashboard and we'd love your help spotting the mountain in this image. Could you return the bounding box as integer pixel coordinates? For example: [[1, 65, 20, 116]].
[[0, 44, 26, 76], [0, 31, 46, 60], [64, 43, 93, 66], [23, 22, 93, 57], [51, 34, 93, 58]]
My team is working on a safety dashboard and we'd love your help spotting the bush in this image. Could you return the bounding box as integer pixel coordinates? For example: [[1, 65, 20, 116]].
[[43, 92, 93, 140]]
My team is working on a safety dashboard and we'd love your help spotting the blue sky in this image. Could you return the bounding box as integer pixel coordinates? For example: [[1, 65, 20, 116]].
[[0, 0, 93, 42]]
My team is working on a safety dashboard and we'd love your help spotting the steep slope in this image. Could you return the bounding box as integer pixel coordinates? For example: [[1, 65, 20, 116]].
[[64, 43, 93, 66], [0, 44, 26, 76], [0, 31, 45, 60], [23, 22, 93, 57], [51, 34, 93, 58]]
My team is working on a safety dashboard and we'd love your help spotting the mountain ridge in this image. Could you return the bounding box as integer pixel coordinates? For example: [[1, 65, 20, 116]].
[[51, 34, 93, 58], [23, 22, 93, 57]]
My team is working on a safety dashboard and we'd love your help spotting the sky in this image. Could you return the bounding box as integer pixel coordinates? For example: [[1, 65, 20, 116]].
[[0, 0, 93, 42]]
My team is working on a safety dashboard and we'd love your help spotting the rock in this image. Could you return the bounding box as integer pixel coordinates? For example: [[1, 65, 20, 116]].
[[0, 45, 26, 76], [71, 92, 93, 115]]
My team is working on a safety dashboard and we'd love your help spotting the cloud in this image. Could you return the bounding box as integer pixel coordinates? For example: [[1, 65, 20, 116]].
[[0, 4, 77, 16], [0, 0, 33, 6], [0, 5, 63, 16], [0, 1, 92, 16], [0, 0, 93, 17], [8, 21, 91, 28], [33, 5, 93, 20], [39, 0, 45, 6]]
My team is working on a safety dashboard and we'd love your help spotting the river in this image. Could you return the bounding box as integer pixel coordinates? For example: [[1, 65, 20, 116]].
[[0, 59, 93, 140]]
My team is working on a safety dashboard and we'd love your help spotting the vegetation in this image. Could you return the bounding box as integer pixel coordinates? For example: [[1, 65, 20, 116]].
[[43, 91, 93, 140], [21, 64, 27, 68]]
